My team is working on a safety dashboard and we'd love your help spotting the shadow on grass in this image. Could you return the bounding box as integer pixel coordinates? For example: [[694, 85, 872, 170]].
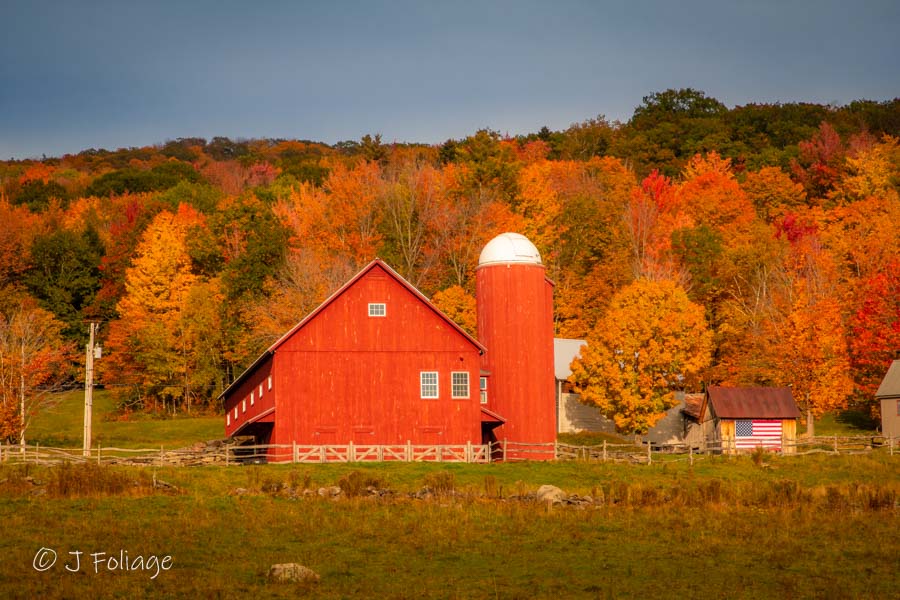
[[835, 409, 878, 432]]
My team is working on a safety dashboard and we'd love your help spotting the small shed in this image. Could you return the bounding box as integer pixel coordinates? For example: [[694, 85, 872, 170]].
[[700, 386, 801, 454], [875, 360, 900, 439]]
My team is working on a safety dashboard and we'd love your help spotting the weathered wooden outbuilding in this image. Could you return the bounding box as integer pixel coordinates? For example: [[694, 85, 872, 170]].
[[875, 360, 900, 439], [220, 233, 557, 461], [696, 386, 802, 453]]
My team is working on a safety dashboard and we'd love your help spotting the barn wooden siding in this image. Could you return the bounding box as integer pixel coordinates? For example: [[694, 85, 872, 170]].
[[476, 262, 556, 459], [222, 262, 485, 459], [273, 266, 483, 446]]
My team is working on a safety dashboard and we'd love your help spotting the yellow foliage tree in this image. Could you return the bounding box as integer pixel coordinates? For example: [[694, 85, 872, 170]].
[[431, 285, 477, 336], [103, 205, 219, 413], [569, 279, 712, 434]]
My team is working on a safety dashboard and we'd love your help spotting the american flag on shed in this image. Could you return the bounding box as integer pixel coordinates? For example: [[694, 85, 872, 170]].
[[734, 419, 782, 450]]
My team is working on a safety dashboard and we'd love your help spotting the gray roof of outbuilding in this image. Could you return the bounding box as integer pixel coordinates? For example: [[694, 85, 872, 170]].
[[704, 386, 801, 420], [876, 360, 900, 398], [554, 338, 586, 381]]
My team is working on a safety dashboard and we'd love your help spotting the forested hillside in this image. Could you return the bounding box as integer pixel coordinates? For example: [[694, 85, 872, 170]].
[[1, 89, 898, 437]]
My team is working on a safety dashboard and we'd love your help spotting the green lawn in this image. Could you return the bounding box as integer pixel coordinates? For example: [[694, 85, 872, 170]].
[[27, 390, 223, 450]]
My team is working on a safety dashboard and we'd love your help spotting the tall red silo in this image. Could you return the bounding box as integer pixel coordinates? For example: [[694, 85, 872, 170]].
[[476, 232, 556, 459]]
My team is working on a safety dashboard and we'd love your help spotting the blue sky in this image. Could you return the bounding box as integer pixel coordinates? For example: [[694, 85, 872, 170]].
[[1, 0, 898, 159]]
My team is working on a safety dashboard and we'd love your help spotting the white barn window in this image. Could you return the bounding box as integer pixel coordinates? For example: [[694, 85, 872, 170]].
[[227, 413, 231, 426], [368, 303, 386, 317], [420, 371, 439, 399], [250, 391, 254, 406], [451, 372, 470, 399], [242, 399, 246, 413], [259, 384, 263, 398], [480, 377, 488, 404], [268, 375, 272, 390]]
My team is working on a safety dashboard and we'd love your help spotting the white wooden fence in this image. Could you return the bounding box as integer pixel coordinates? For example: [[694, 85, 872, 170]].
[[0, 435, 894, 466]]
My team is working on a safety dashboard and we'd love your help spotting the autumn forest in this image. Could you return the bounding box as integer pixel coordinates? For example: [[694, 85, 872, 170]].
[[2, 89, 899, 440]]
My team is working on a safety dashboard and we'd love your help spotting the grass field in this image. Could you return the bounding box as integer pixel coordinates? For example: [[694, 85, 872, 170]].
[[27, 390, 222, 450], [4, 392, 894, 598], [1, 452, 898, 598]]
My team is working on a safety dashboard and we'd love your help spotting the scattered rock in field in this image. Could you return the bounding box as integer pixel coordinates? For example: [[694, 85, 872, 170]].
[[230, 487, 249, 496], [153, 478, 177, 490], [317, 486, 341, 498], [413, 486, 433, 500], [565, 494, 594, 507], [262, 481, 283, 493], [267, 563, 320, 584], [536, 484, 567, 505]]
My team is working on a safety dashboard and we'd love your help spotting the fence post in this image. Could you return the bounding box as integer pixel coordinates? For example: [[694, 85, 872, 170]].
[[319, 445, 326, 463], [36, 442, 40, 464], [602, 440, 607, 462], [96, 443, 100, 465], [689, 445, 693, 467], [890, 436, 894, 456], [292, 441, 298, 464], [502, 439, 507, 462], [466, 441, 472, 463], [646, 442, 651, 465], [159, 445, 164, 467], [348, 440, 354, 462], [225, 445, 229, 466], [406, 440, 412, 462]]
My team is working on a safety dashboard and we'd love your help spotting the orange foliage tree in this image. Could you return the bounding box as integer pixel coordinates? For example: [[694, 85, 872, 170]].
[[569, 279, 712, 433], [777, 288, 853, 436], [0, 301, 73, 447]]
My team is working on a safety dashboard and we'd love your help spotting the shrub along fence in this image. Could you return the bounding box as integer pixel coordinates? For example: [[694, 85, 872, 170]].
[[0, 435, 895, 466]]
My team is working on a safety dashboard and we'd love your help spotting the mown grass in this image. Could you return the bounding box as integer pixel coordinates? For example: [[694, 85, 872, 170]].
[[27, 390, 222, 450], [0, 454, 897, 599]]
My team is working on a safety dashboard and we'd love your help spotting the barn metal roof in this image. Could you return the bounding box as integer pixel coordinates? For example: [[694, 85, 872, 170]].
[[682, 393, 705, 420], [703, 386, 801, 420], [875, 360, 900, 399]]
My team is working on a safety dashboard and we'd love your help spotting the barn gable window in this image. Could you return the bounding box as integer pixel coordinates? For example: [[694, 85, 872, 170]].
[[368, 303, 386, 317], [250, 391, 254, 406], [227, 413, 230, 426], [242, 399, 246, 412], [259, 384, 263, 398], [233, 406, 238, 419], [451, 372, 470, 399], [420, 371, 439, 399], [268, 375, 272, 391], [480, 377, 488, 404]]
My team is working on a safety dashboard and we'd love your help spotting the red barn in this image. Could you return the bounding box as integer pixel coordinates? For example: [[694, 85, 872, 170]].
[[221, 232, 556, 461]]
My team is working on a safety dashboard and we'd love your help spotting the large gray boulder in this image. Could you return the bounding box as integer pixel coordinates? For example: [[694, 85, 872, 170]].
[[267, 563, 320, 583], [536, 484, 567, 504]]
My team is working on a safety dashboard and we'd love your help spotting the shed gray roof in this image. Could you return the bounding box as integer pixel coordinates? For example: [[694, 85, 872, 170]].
[[875, 360, 900, 399], [554, 338, 586, 381], [704, 386, 801, 420]]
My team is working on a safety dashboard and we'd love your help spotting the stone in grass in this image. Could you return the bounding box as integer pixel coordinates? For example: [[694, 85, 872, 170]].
[[267, 563, 320, 584], [536, 484, 567, 505]]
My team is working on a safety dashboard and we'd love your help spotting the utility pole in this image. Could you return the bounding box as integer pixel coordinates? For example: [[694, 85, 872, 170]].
[[83, 322, 97, 457]]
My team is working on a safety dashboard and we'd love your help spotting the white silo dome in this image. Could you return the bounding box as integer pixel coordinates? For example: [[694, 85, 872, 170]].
[[478, 232, 542, 266]]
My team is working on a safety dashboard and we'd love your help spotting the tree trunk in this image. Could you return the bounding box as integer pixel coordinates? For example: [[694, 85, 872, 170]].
[[19, 339, 25, 454], [806, 406, 815, 439]]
